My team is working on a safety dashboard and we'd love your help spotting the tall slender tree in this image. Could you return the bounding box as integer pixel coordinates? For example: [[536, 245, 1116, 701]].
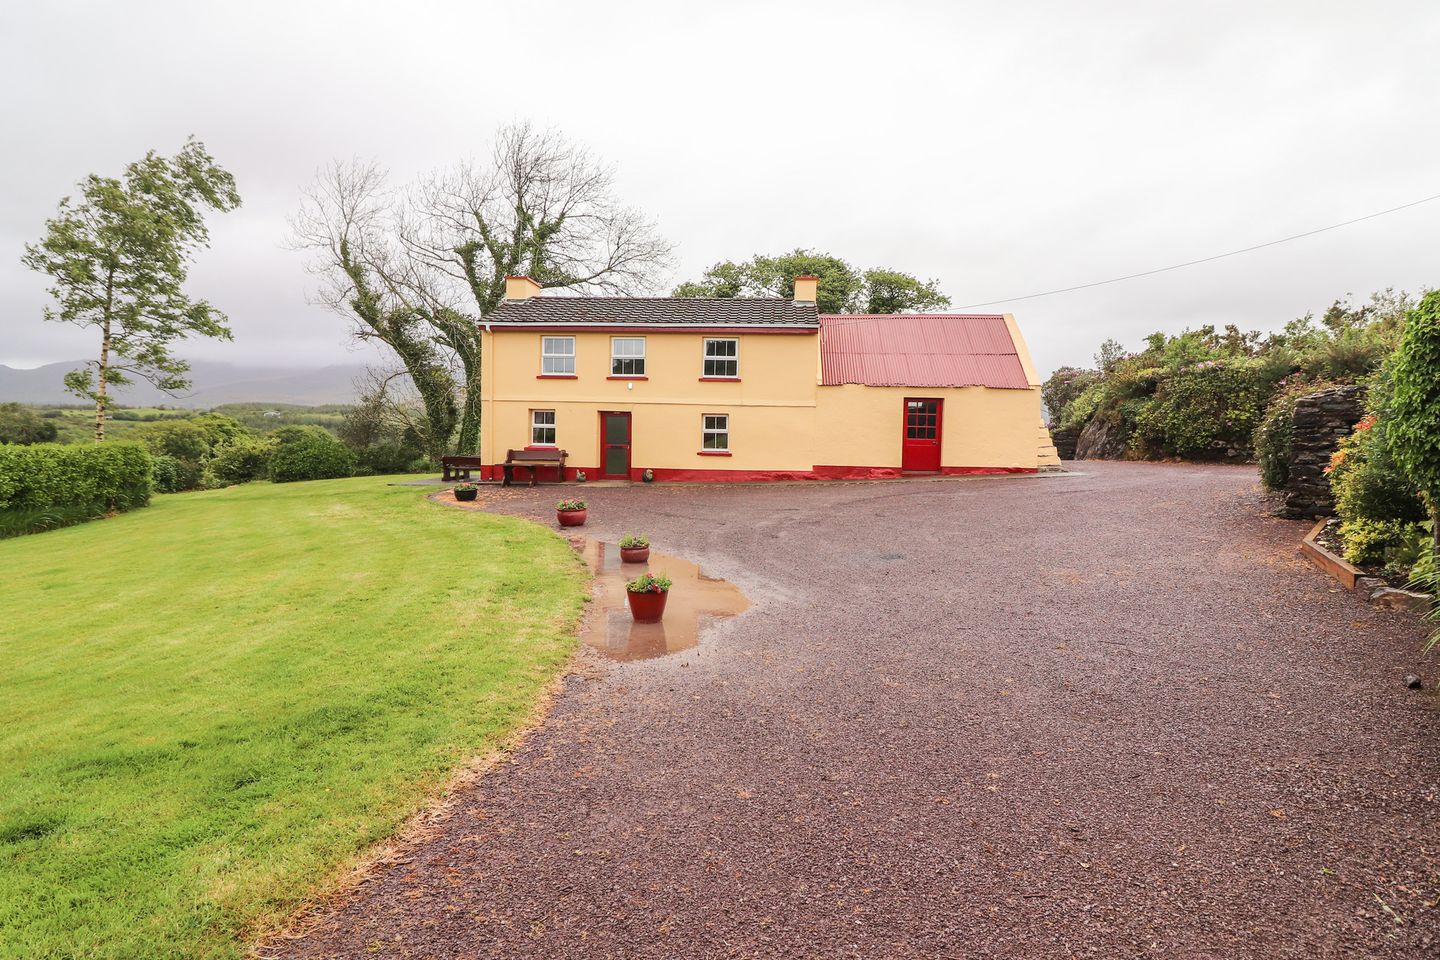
[[22, 139, 240, 440]]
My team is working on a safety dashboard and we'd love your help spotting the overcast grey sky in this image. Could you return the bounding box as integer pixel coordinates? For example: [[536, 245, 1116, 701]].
[[3, 1, 1438, 379]]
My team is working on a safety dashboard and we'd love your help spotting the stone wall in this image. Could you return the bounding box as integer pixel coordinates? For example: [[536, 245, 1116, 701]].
[[1279, 384, 1365, 519], [1049, 425, 1079, 460]]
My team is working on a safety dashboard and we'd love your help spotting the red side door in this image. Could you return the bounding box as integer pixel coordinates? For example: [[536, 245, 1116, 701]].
[[599, 411, 632, 479], [901, 398, 942, 473]]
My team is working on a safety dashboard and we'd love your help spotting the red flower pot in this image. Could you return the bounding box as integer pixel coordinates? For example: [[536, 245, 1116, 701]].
[[557, 509, 587, 527], [626, 588, 669, 623], [620, 546, 650, 563]]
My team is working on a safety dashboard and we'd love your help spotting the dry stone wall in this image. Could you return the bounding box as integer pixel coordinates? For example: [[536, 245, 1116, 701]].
[[1279, 384, 1365, 519]]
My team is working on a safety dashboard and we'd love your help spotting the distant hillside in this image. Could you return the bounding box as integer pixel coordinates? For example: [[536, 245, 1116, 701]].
[[0, 360, 371, 407]]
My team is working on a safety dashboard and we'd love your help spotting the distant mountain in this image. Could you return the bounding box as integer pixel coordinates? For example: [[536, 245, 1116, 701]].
[[0, 360, 371, 407]]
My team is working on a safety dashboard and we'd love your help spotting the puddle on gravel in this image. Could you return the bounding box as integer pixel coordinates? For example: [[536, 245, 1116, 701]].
[[574, 538, 749, 661]]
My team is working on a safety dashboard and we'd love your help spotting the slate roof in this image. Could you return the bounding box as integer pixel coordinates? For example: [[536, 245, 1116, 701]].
[[487, 296, 820, 328], [819, 314, 1033, 390]]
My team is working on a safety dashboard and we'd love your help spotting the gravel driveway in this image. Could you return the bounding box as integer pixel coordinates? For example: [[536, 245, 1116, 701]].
[[273, 462, 1439, 958]]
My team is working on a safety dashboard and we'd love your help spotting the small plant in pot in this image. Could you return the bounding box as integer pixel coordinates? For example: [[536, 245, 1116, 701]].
[[556, 498, 588, 527], [625, 572, 671, 622], [453, 482, 478, 502], [619, 533, 650, 563]]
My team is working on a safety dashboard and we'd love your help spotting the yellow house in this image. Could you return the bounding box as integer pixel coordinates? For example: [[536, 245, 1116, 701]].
[[476, 275, 1059, 482]]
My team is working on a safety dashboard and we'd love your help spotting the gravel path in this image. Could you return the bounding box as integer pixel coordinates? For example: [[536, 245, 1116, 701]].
[[272, 462, 1439, 958]]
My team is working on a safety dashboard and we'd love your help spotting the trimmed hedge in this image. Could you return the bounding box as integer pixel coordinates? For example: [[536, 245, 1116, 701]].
[[0, 441, 154, 521]]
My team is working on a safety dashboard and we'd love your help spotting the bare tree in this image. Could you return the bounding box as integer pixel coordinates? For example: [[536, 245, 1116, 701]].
[[291, 160, 459, 461], [296, 124, 672, 457]]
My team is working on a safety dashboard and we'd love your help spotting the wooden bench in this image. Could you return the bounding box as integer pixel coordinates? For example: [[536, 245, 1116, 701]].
[[441, 455, 485, 481], [503, 448, 567, 487]]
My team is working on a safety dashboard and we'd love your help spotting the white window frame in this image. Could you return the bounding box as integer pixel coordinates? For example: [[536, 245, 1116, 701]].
[[531, 409, 556, 447], [611, 337, 646, 376], [540, 336, 575, 375], [702, 338, 739, 379], [702, 413, 730, 452]]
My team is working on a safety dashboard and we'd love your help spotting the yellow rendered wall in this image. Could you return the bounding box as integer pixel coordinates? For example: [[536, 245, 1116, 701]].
[[479, 327, 1043, 473], [813, 383, 1042, 469], [480, 329, 818, 472]]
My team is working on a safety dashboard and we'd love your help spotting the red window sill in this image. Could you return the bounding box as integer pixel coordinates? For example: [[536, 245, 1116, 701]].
[[607, 375, 648, 380], [536, 374, 577, 379], [697, 450, 732, 457], [698, 377, 741, 382]]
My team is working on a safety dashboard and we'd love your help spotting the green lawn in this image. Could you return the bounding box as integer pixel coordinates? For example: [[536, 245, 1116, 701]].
[[0, 478, 588, 959]]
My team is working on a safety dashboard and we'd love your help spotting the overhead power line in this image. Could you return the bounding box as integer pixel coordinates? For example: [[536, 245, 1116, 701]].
[[953, 191, 1440, 310]]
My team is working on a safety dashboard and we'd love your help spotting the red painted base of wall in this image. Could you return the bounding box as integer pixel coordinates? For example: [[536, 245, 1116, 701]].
[[478, 463, 1037, 483]]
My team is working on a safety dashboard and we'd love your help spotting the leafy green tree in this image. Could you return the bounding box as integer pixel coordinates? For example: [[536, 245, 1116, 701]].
[[1388, 290, 1440, 543], [674, 249, 949, 315], [21, 139, 240, 441], [0, 403, 59, 445], [859, 269, 949, 313]]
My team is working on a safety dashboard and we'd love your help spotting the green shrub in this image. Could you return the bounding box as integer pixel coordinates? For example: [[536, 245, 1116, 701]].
[[208, 437, 273, 486], [1329, 365, 1428, 526], [0, 442, 153, 529], [151, 454, 183, 494], [1132, 359, 1286, 459], [1338, 518, 1419, 567], [268, 426, 356, 483], [0, 403, 60, 445], [356, 441, 426, 475], [1042, 367, 1101, 424], [133, 420, 211, 463], [1387, 290, 1440, 529]]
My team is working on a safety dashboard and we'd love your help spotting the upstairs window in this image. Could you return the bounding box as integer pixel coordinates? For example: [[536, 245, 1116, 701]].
[[703, 338, 739, 378], [541, 336, 575, 375], [611, 337, 646, 376], [702, 414, 730, 451], [531, 409, 556, 446]]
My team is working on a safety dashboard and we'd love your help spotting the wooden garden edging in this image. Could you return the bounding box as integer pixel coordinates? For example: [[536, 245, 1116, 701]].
[[1299, 518, 1360, 590]]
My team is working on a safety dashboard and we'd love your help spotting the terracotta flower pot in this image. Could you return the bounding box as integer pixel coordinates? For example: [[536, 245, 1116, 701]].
[[454, 488, 478, 502], [626, 588, 669, 623], [620, 546, 650, 563], [557, 508, 587, 527]]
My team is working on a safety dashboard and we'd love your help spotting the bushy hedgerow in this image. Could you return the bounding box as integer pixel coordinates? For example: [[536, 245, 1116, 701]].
[[1056, 293, 1414, 462], [1131, 358, 1287, 459], [268, 426, 356, 483], [0, 442, 153, 536], [133, 413, 273, 492], [206, 437, 273, 486]]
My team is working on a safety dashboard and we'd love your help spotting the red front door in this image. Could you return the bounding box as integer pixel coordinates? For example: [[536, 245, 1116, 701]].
[[599, 412, 631, 479], [902, 398, 942, 473]]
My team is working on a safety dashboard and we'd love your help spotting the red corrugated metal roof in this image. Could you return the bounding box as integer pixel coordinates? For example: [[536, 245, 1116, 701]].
[[818, 314, 1032, 389]]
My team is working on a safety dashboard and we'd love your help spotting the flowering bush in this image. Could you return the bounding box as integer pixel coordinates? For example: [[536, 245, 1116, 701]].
[[625, 572, 671, 594], [454, 482, 477, 492], [556, 499, 586, 512], [619, 533, 649, 548]]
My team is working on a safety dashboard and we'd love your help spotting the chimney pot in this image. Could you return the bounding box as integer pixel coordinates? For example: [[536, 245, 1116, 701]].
[[504, 275, 542, 300]]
